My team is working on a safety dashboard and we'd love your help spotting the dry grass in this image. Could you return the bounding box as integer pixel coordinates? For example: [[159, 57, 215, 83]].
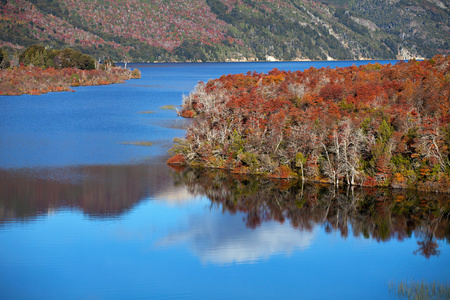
[[159, 105, 177, 110], [138, 111, 155, 114], [122, 141, 153, 146]]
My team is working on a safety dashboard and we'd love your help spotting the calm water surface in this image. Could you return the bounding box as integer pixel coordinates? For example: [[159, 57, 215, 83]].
[[0, 61, 448, 299]]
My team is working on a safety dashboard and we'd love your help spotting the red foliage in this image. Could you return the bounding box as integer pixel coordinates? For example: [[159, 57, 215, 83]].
[[166, 154, 186, 165], [269, 165, 295, 179], [175, 56, 450, 191], [319, 83, 343, 101], [180, 110, 195, 118]]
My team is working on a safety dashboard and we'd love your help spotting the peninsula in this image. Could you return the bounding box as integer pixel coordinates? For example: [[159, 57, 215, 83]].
[[0, 45, 140, 95], [169, 56, 450, 193]]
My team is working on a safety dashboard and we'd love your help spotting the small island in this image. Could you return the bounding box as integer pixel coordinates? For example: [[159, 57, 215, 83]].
[[169, 55, 450, 193], [0, 45, 141, 95]]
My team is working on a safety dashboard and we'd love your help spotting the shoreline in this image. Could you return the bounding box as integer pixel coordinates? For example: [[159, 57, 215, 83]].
[[167, 161, 449, 194], [0, 66, 139, 96], [122, 58, 402, 64]]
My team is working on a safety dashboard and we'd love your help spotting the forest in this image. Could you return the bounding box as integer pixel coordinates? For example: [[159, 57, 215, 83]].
[[169, 56, 450, 193], [1, 0, 448, 62]]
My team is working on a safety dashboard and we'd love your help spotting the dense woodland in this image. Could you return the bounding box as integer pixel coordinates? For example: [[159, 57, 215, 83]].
[[170, 56, 450, 192], [1, 0, 448, 62]]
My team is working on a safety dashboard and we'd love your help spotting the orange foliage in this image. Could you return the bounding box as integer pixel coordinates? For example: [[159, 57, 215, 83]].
[[269, 165, 296, 179], [0, 66, 133, 95], [175, 56, 450, 191], [180, 110, 195, 118], [166, 154, 186, 165]]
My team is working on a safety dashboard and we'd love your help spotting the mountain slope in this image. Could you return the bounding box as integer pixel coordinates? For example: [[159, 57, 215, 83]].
[[318, 0, 450, 59], [1, 0, 448, 62]]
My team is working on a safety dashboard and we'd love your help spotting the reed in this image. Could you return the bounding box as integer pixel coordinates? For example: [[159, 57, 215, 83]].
[[388, 280, 450, 300]]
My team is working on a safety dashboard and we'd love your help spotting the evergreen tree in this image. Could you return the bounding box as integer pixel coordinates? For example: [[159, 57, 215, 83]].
[[0, 48, 10, 69]]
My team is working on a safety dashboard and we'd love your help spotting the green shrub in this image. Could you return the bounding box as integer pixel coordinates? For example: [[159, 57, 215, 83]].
[[131, 68, 141, 79]]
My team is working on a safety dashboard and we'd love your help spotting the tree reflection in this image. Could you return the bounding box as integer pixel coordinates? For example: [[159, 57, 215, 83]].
[[414, 238, 440, 259], [0, 162, 179, 222], [170, 166, 450, 258], [2, 163, 448, 259]]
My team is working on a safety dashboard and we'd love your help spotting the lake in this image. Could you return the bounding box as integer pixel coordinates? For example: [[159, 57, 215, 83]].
[[0, 61, 448, 299]]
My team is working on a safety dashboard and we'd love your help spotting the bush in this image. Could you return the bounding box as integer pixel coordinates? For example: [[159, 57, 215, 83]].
[[167, 154, 186, 165], [131, 68, 141, 79]]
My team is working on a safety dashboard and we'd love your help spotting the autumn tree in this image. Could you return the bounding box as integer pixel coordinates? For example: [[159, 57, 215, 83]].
[[169, 56, 450, 192]]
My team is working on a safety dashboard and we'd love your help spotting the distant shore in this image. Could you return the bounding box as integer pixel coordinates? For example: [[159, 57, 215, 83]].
[[0, 66, 140, 96]]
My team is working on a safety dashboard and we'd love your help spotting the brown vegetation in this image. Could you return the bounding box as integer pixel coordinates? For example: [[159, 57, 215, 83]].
[[0, 65, 136, 95]]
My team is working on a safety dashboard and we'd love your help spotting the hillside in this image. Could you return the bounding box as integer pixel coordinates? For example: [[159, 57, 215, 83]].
[[0, 0, 449, 62]]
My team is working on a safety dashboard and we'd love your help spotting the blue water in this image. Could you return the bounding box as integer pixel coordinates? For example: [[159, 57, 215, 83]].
[[0, 61, 448, 299], [0, 60, 395, 168]]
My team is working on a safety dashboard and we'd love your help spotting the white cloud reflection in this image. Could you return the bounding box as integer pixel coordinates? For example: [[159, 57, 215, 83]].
[[157, 212, 315, 265], [152, 186, 202, 206]]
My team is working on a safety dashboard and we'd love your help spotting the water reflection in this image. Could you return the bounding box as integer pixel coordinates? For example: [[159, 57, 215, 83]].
[[170, 167, 450, 260], [0, 162, 186, 222], [1, 162, 449, 262], [158, 213, 314, 265]]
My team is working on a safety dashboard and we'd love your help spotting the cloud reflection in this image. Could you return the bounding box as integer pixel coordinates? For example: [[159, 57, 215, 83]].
[[158, 213, 314, 265], [152, 186, 201, 206]]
